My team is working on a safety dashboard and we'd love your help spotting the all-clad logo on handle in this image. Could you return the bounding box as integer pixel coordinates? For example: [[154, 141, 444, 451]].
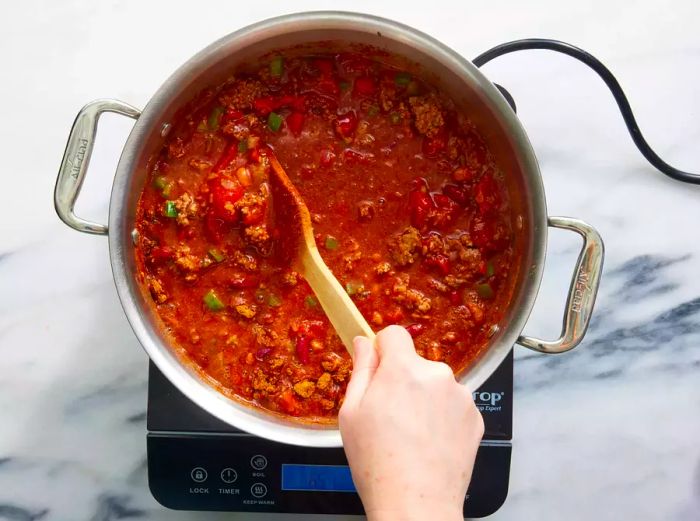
[[571, 270, 590, 313], [67, 138, 88, 180]]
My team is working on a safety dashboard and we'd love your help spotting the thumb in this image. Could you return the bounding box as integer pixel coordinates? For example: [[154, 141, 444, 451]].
[[342, 336, 379, 408]]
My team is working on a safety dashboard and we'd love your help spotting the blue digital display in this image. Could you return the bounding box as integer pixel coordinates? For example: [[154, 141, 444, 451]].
[[281, 464, 356, 492]]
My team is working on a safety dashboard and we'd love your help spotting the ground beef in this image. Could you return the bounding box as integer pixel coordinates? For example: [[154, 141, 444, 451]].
[[244, 224, 271, 253], [235, 304, 256, 319], [232, 251, 258, 272], [252, 369, 276, 393], [375, 262, 392, 276], [173, 192, 199, 226], [219, 79, 267, 111], [388, 226, 422, 266], [174, 245, 200, 273], [409, 94, 445, 138], [147, 276, 167, 303], [293, 380, 316, 398], [316, 372, 332, 391]]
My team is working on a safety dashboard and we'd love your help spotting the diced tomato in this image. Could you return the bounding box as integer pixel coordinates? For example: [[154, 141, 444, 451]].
[[474, 174, 501, 214], [209, 179, 244, 223], [221, 109, 244, 125], [320, 148, 336, 167], [337, 53, 374, 75], [334, 110, 358, 140], [229, 274, 260, 289], [448, 290, 462, 306], [296, 335, 311, 365], [242, 202, 265, 225], [303, 91, 338, 113], [286, 112, 305, 136], [154, 159, 169, 173], [452, 166, 476, 182], [408, 186, 435, 229], [411, 197, 432, 229], [252, 96, 277, 115], [229, 366, 243, 386], [204, 214, 226, 242], [465, 131, 488, 167], [278, 95, 306, 112], [385, 307, 405, 323], [422, 135, 446, 157], [177, 226, 195, 241], [214, 141, 239, 172], [253, 95, 306, 115], [442, 183, 470, 206], [299, 320, 326, 338], [431, 193, 461, 228], [343, 148, 374, 165], [470, 215, 511, 252], [312, 58, 335, 76], [353, 76, 376, 96], [148, 246, 172, 266], [278, 389, 300, 415], [424, 254, 451, 276], [406, 323, 426, 338]]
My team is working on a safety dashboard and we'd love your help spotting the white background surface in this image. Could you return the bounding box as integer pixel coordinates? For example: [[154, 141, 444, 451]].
[[1, 1, 699, 520]]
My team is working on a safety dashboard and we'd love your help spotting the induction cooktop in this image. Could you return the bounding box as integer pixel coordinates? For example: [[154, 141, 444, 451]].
[[146, 350, 513, 517]]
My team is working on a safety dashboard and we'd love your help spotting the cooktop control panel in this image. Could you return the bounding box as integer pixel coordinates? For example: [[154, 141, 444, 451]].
[[146, 351, 513, 517], [147, 434, 510, 516]]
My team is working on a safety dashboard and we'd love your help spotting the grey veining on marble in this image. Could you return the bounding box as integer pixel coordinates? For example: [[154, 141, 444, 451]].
[[1, 1, 698, 520]]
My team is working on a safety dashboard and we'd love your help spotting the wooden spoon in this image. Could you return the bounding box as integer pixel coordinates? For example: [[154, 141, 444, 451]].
[[267, 153, 375, 356]]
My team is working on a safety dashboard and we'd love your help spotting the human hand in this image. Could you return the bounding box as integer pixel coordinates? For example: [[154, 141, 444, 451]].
[[339, 325, 484, 521]]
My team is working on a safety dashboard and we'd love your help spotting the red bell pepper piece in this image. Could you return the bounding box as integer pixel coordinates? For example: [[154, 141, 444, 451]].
[[353, 76, 376, 96], [474, 174, 501, 215], [252, 96, 277, 115], [214, 141, 239, 172], [424, 254, 451, 276], [209, 179, 244, 223], [422, 135, 446, 157], [286, 112, 305, 136], [221, 109, 244, 125], [295, 335, 311, 365]]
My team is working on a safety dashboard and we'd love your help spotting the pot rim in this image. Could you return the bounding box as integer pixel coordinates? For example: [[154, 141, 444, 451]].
[[108, 10, 546, 447]]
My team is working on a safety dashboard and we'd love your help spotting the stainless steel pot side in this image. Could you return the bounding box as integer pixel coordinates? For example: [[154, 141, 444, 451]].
[[54, 12, 604, 447]]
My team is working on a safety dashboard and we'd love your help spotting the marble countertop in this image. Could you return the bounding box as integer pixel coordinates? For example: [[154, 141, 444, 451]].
[[1, 1, 699, 519]]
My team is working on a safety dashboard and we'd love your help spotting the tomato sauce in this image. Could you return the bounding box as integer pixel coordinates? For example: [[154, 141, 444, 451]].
[[135, 52, 517, 422]]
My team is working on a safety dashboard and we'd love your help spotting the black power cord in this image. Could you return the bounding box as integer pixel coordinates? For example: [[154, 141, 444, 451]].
[[473, 38, 700, 185]]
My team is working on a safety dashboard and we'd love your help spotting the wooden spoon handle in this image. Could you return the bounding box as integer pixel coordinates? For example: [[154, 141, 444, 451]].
[[301, 248, 375, 356]]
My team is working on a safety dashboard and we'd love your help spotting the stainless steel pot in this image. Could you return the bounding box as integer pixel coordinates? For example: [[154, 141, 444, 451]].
[[54, 11, 604, 447]]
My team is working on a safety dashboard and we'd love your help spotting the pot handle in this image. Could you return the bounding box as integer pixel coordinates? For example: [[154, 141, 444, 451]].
[[54, 99, 141, 235], [517, 216, 604, 353]]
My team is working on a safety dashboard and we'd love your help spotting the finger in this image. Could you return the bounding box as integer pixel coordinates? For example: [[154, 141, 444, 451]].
[[342, 336, 379, 408], [375, 325, 416, 362]]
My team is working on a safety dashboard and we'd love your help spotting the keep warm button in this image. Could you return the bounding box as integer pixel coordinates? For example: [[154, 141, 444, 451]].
[[250, 483, 268, 498]]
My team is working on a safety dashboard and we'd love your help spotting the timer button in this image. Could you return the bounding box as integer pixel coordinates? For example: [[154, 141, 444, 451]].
[[251, 482, 268, 498], [220, 468, 238, 483], [250, 454, 268, 471]]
